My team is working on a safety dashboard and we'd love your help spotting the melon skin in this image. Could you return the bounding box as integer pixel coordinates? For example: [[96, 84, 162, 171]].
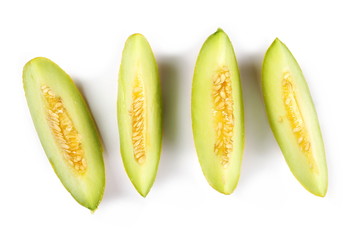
[[23, 57, 105, 210], [262, 38, 328, 197], [117, 34, 162, 197], [192, 29, 245, 194]]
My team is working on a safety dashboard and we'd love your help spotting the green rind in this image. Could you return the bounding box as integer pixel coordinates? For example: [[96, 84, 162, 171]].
[[192, 29, 245, 194], [23, 57, 105, 210], [117, 34, 162, 197], [262, 39, 328, 197]]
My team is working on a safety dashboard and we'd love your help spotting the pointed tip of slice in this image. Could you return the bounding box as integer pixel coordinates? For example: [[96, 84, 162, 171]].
[[269, 37, 283, 49], [210, 181, 238, 195], [308, 189, 327, 198], [203, 28, 230, 48], [216, 27, 224, 33], [273, 37, 281, 43], [128, 33, 146, 41], [305, 183, 328, 198], [23, 57, 52, 91], [89, 206, 98, 213], [139, 192, 148, 198], [24, 57, 55, 69], [315, 192, 327, 198], [214, 28, 228, 37], [136, 186, 151, 198], [217, 189, 233, 195], [131, 177, 154, 197], [25, 56, 44, 64], [74, 190, 104, 211], [23, 57, 44, 71], [269, 37, 289, 52], [263, 38, 286, 65], [23, 57, 59, 79], [124, 33, 152, 54]]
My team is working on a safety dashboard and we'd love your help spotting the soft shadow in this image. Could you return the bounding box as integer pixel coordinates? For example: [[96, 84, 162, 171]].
[[159, 56, 181, 145], [238, 54, 278, 186], [73, 74, 126, 203], [156, 55, 186, 182]]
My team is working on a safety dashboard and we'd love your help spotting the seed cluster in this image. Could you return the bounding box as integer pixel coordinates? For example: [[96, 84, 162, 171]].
[[41, 85, 87, 173], [212, 66, 234, 168], [282, 73, 315, 170], [130, 77, 146, 164]]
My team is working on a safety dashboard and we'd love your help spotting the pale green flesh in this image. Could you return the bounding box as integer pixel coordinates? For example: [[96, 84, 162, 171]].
[[23, 57, 105, 210], [192, 29, 245, 194], [262, 39, 328, 197], [117, 34, 162, 197]]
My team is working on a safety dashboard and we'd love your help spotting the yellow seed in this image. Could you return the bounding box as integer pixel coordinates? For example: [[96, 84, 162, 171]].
[[220, 89, 226, 99], [223, 131, 232, 137], [214, 77, 221, 85], [293, 126, 302, 132], [136, 123, 144, 132], [217, 128, 222, 137], [283, 72, 290, 80], [215, 95, 221, 104], [81, 159, 87, 167], [133, 134, 142, 141], [61, 144, 70, 149], [133, 101, 141, 108], [134, 138, 142, 147], [217, 102, 225, 110], [54, 102, 62, 109], [51, 123, 61, 132], [133, 87, 142, 93], [138, 157, 145, 164], [221, 74, 226, 82], [135, 152, 145, 159], [74, 156, 82, 162], [135, 147, 143, 154], [49, 111, 59, 119], [214, 84, 222, 91], [135, 107, 143, 117]]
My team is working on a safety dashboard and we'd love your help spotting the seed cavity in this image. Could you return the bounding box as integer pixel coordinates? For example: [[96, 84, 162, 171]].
[[130, 75, 146, 164], [282, 73, 317, 172], [212, 66, 234, 167], [41, 85, 86, 173]]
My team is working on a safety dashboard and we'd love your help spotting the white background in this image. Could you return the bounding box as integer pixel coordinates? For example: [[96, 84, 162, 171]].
[[1, 0, 350, 239]]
